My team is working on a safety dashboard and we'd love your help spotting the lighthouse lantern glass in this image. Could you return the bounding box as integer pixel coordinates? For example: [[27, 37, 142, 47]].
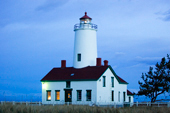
[[80, 19, 91, 24]]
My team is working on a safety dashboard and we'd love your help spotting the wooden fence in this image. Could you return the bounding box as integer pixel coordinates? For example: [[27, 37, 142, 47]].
[[1, 101, 170, 108], [133, 102, 170, 107], [0, 101, 42, 106]]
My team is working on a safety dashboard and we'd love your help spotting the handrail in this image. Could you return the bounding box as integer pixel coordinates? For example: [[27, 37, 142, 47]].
[[74, 23, 97, 30]]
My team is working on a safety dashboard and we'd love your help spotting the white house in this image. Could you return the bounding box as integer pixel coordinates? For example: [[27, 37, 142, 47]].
[[41, 12, 134, 105]]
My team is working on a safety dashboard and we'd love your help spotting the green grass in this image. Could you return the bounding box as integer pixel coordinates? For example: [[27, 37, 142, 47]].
[[0, 104, 170, 113]]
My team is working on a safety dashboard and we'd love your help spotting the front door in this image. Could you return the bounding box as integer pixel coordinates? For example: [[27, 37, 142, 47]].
[[65, 90, 72, 102]]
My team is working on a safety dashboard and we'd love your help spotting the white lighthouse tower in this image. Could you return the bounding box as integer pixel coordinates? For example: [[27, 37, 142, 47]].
[[73, 12, 98, 68]]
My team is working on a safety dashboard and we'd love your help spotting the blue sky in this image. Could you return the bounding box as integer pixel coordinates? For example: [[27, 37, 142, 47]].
[[0, 0, 170, 101]]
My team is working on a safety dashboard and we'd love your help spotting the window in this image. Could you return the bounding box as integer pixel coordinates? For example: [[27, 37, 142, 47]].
[[66, 81, 70, 88], [86, 90, 91, 101], [118, 91, 120, 102], [123, 92, 126, 102], [112, 90, 114, 101], [77, 90, 82, 101], [103, 76, 106, 87], [77, 54, 81, 61], [111, 77, 114, 87], [47, 90, 51, 101], [129, 96, 131, 103], [55, 90, 60, 101]]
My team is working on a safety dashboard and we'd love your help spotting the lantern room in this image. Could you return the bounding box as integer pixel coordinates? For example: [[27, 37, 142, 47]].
[[74, 12, 97, 30], [80, 12, 92, 24]]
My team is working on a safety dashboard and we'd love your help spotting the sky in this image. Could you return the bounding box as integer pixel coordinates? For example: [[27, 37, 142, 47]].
[[0, 0, 170, 102]]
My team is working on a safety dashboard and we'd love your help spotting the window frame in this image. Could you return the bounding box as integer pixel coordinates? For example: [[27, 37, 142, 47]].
[[77, 53, 81, 61], [103, 76, 106, 87], [129, 96, 131, 102], [77, 90, 82, 101], [118, 91, 120, 102], [66, 81, 71, 88], [86, 90, 92, 101], [55, 90, 60, 101], [46, 90, 51, 101], [112, 90, 114, 101], [111, 77, 114, 87], [123, 92, 126, 102]]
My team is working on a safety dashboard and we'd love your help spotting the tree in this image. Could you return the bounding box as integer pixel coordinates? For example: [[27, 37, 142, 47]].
[[137, 54, 170, 102]]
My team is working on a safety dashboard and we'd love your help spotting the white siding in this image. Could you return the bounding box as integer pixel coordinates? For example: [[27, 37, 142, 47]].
[[127, 95, 134, 103], [97, 69, 113, 103], [73, 29, 97, 68], [42, 81, 97, 104], [96, 68, 129, 104]]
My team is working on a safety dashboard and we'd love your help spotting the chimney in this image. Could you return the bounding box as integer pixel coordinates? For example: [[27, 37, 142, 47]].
[[96, 58, 102, 66], [104, 60, 108, 66], [61, 60, 66, 68]]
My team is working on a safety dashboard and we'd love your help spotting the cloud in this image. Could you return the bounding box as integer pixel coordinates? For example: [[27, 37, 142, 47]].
[[161, 9, 170, 21], [1, 23, 30, 31], [134, 56, 162, 65], [111, 52, 126, 59], [156, 9, 170, 21], [127, 63, 150, 68], [115, 52, 126, 56], [36, 0, 69, 11], [163, 15, 170, 21]]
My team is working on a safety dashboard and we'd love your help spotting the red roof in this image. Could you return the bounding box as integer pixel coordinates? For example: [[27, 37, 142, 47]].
[[117, 76, 127, 83], [80, 12, 92, 20], [127, 90, 134, 95], [41, 66, 128, 84]]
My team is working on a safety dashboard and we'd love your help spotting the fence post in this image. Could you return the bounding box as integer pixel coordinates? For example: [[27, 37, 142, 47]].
[[114, 103, 116, 108], [13, 101, 15, 105], [39, 101, 41, 106], [1, 101, 3, 105], [136, 101, 138, 107], [167, 102, 170, 107]]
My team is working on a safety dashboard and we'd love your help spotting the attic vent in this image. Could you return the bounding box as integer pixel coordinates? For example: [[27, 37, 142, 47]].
[[71, 73, 74, 76]]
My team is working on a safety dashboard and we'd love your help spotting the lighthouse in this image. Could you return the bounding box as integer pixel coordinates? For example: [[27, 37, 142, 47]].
[[41, 12, 134, 105], [73, 12, 98, 68]]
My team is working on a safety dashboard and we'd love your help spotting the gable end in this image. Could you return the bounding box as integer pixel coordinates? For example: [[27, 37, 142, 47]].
[[108, 66, 128, 84]]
